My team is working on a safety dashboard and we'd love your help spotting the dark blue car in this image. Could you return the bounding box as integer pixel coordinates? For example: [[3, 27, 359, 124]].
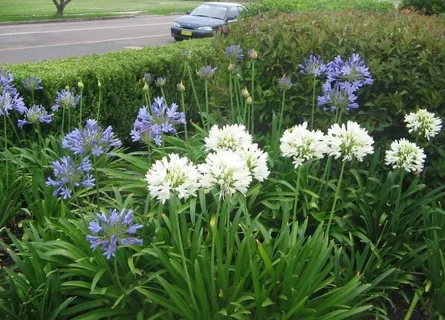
[[171, 2, 245, 41]]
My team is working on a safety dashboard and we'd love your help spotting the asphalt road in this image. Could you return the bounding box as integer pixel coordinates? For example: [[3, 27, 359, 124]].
[[0, 15, 181, 65]]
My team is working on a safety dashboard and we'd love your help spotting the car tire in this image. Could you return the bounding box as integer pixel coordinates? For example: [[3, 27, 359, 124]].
[[174, 37, 183, 42]]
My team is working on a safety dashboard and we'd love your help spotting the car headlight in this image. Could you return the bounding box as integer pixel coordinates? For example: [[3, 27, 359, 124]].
[[172, 22, 180, 27], [197, 26, 213, 31]]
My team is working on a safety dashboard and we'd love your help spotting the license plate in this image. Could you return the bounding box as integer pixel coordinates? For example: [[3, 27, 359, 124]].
[[181, 30, 192, 36]]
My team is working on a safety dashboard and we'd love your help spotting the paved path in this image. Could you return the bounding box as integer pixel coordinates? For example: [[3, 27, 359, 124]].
[[0, 15, 181, 64]]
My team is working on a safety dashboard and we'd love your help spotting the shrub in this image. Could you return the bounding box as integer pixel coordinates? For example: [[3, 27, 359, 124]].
[[401, 0, 445, 15], [5, 39, 216, 140]]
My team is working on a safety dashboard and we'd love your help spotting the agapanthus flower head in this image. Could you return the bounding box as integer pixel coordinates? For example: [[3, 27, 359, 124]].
[[299, 55, 327, 78], [0, 90, 26, 116], [385, 138, 426, 173], [277, 76, 293, 91], [326, 53, 373, 91], [130, 97, 185, 146], [0, 69, 17, 95], [181, 49, 192, 60], [62, 119, 122, 156], [144, 73, 153, 84], [145, 153, 200, 204], [404, 109, 442, 141], [46, 156, 95, 199], [197, 65, 218, 80], [325, 121, 374, 162], [236, 144, 269, 181], [248, 48, 258, 60], [155, 77, 166, 87], [52, 88, 80, 112], [280, 122, 326, 168], [17, 105, 53, 128], [225, 45, 244, 61], [205, 124, 252, 152], [317, 82, 358, 111], [198, 150, 252, 200], [86, 208, 143, 259], [22, 76, 43, 92]]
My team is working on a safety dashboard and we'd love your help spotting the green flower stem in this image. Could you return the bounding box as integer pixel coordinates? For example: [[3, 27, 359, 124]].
[[61, 107, 65, 135], [250, 61, 255, 135], [7, 116, 22, 147], [170, 197, 198, 311], [326, 161, 346, 235], [79, 88, 83, 127], [310, 78, 317, 130], [234, 78, 241, 120], [96, 85, 102, 121], [292, 166, 302, 227], [74, 195, 88, 229], [4, 115, 8, 186], [217, 199, 228, 292], [114, 256, 124, 292], [392, 168, 405, 229], [204, 79, 209, 131], [93, 157, 100, 213], [186, 64, 205, 128], [147, 87, 152, 106], [31, 91, 35, 106], [242, 98, 249, 126], [179, 91, 189, 149], [229, 73, 235, 123], [210, 201, 221, 302], [320, 157, 333, 198], [278, 90, 286, 135], [68, 108, 71, 132], [160, 87, 166, 103]]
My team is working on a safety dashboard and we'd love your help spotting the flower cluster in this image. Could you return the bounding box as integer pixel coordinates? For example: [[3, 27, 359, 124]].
[[0, 90, 26, 116], [155, 77, 166, 88], [62, 119, 122, 156], [205, 124, 252, 152], [326, 53, 374, 91], [22, 76, 43, 92], [277, 76, 293, 91], [299, 55, 327, 78], [131, 97, 185, 146], [52, 88, 80, 112], [225, 45, 244, 62], [87, 209, 143, 259], [317, 82, 358, 111], [145, 153, 201, 203], [280, 122, 326, 168], [404, 109, 442, 140], [0, 69, 17, 95], [385, 139, 426, 173], [197, 66, 218, 80], [46, 156, 95, 199], [17, 105, 53, 128]]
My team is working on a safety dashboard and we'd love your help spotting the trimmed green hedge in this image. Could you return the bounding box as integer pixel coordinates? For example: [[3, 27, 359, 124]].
[[6, 39, 216, 139], [213, 10, 445, 185]]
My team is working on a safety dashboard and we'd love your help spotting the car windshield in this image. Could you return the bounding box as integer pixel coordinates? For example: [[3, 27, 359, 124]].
[[190, 4, 227, 20]]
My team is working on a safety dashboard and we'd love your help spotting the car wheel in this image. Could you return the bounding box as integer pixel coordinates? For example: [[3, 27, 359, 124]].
[[174, 37, 183, 42]]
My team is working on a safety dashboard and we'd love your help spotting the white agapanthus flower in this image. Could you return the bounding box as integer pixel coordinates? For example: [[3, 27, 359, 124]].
[[236, 143, 270, 181], [280, 122, 326, 168], [385, 138, 426, 173], [326, 121, 374, 162], [145, 153, 201, 203], [204, 124, 252, 152], [198, 150, 252, 200], [404, 109, 442, 140]]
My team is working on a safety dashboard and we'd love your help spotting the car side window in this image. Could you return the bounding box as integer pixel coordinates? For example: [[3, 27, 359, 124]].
[[226, 7, 240, 21]]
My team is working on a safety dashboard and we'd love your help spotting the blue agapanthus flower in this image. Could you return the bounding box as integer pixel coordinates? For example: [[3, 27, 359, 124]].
[[17, 105, 53, 128], [131, 97, 185, 146], [299, 55, 328, 78], [144, 73, 153, 84], [197, 66, 218, 80], [0, 90, 26, 116], [22, 76, 43, 92], [86, 208, 143, 259], [62, 119, 122, 156], [225, 45, 244, 61], [52, 88, 80, 112], [46, 156, 95, 199], [277, 76, 293, 91], [0, 69, 17, 95], [317, 82, 359, 111], [326, 53, 373, 91], [154, 77, 166, 88]]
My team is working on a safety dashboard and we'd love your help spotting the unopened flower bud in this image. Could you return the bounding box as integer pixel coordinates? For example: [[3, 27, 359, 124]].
[[78, 81, 84, 89], [65, 85, 70, 90], [143, 83, 149, 92], [248, 48, 258, 60], [98, 80, 102, 88], [177, 81, 185, 92], [246, 96, 253, 105], [228, 63, 234, 72], [242, 87, 250, 98]]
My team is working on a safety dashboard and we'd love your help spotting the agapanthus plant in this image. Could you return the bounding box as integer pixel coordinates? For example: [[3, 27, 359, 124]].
[[299, 55, 327, 78], [22, 76, 43, 92], [17, 105, 53, 128], [86, 209, 143, 259], [404, 109, 442, 141], [385, 138, 426, 173], [277, 76, 293, 91], [198, 150, 252, 200], [236, 143, 270, 181], [145, 153, 201, 203], [280, 122, 326, 168], [62, 119, 122, 156], [325, 121, 374, 162], [46, 156, 95, 199], [205, 124, 252, 152], [317, 82, 359, 113], [225, 45, 244, 61], [0, 69, 17, 95], [155, 77, 166, 88], [52, 88, 80, 112], [131, 97, 185, 146], [326, 53, 373, 91], [197, 66, 218, 80], [0, 90, 26, 116]]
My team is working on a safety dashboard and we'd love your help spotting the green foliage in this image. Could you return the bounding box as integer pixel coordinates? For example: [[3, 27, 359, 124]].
[[5, 40, 216, 140], [401, 0, 445, 15]]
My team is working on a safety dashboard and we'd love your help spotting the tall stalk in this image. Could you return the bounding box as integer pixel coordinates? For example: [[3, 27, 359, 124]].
[[3, 115, 8, 186], [179, 90, 189, 147], [96, 82, 102, 121], [277, 90, 286, 135], [310, 78, 317, 130], [326, 161, 346, 235], [185, 63, 205, 128], [229, 73, 235, 122], [204, 79, 209, 130], [250, 60, 255, 134], [78, 86, 84, 127]]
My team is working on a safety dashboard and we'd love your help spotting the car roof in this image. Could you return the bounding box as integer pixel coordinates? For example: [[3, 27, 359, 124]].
[[204, 2, 244, 8]]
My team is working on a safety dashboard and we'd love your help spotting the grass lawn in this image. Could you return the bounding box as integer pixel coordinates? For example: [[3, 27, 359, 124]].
[[0, 0, 207, 22]]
